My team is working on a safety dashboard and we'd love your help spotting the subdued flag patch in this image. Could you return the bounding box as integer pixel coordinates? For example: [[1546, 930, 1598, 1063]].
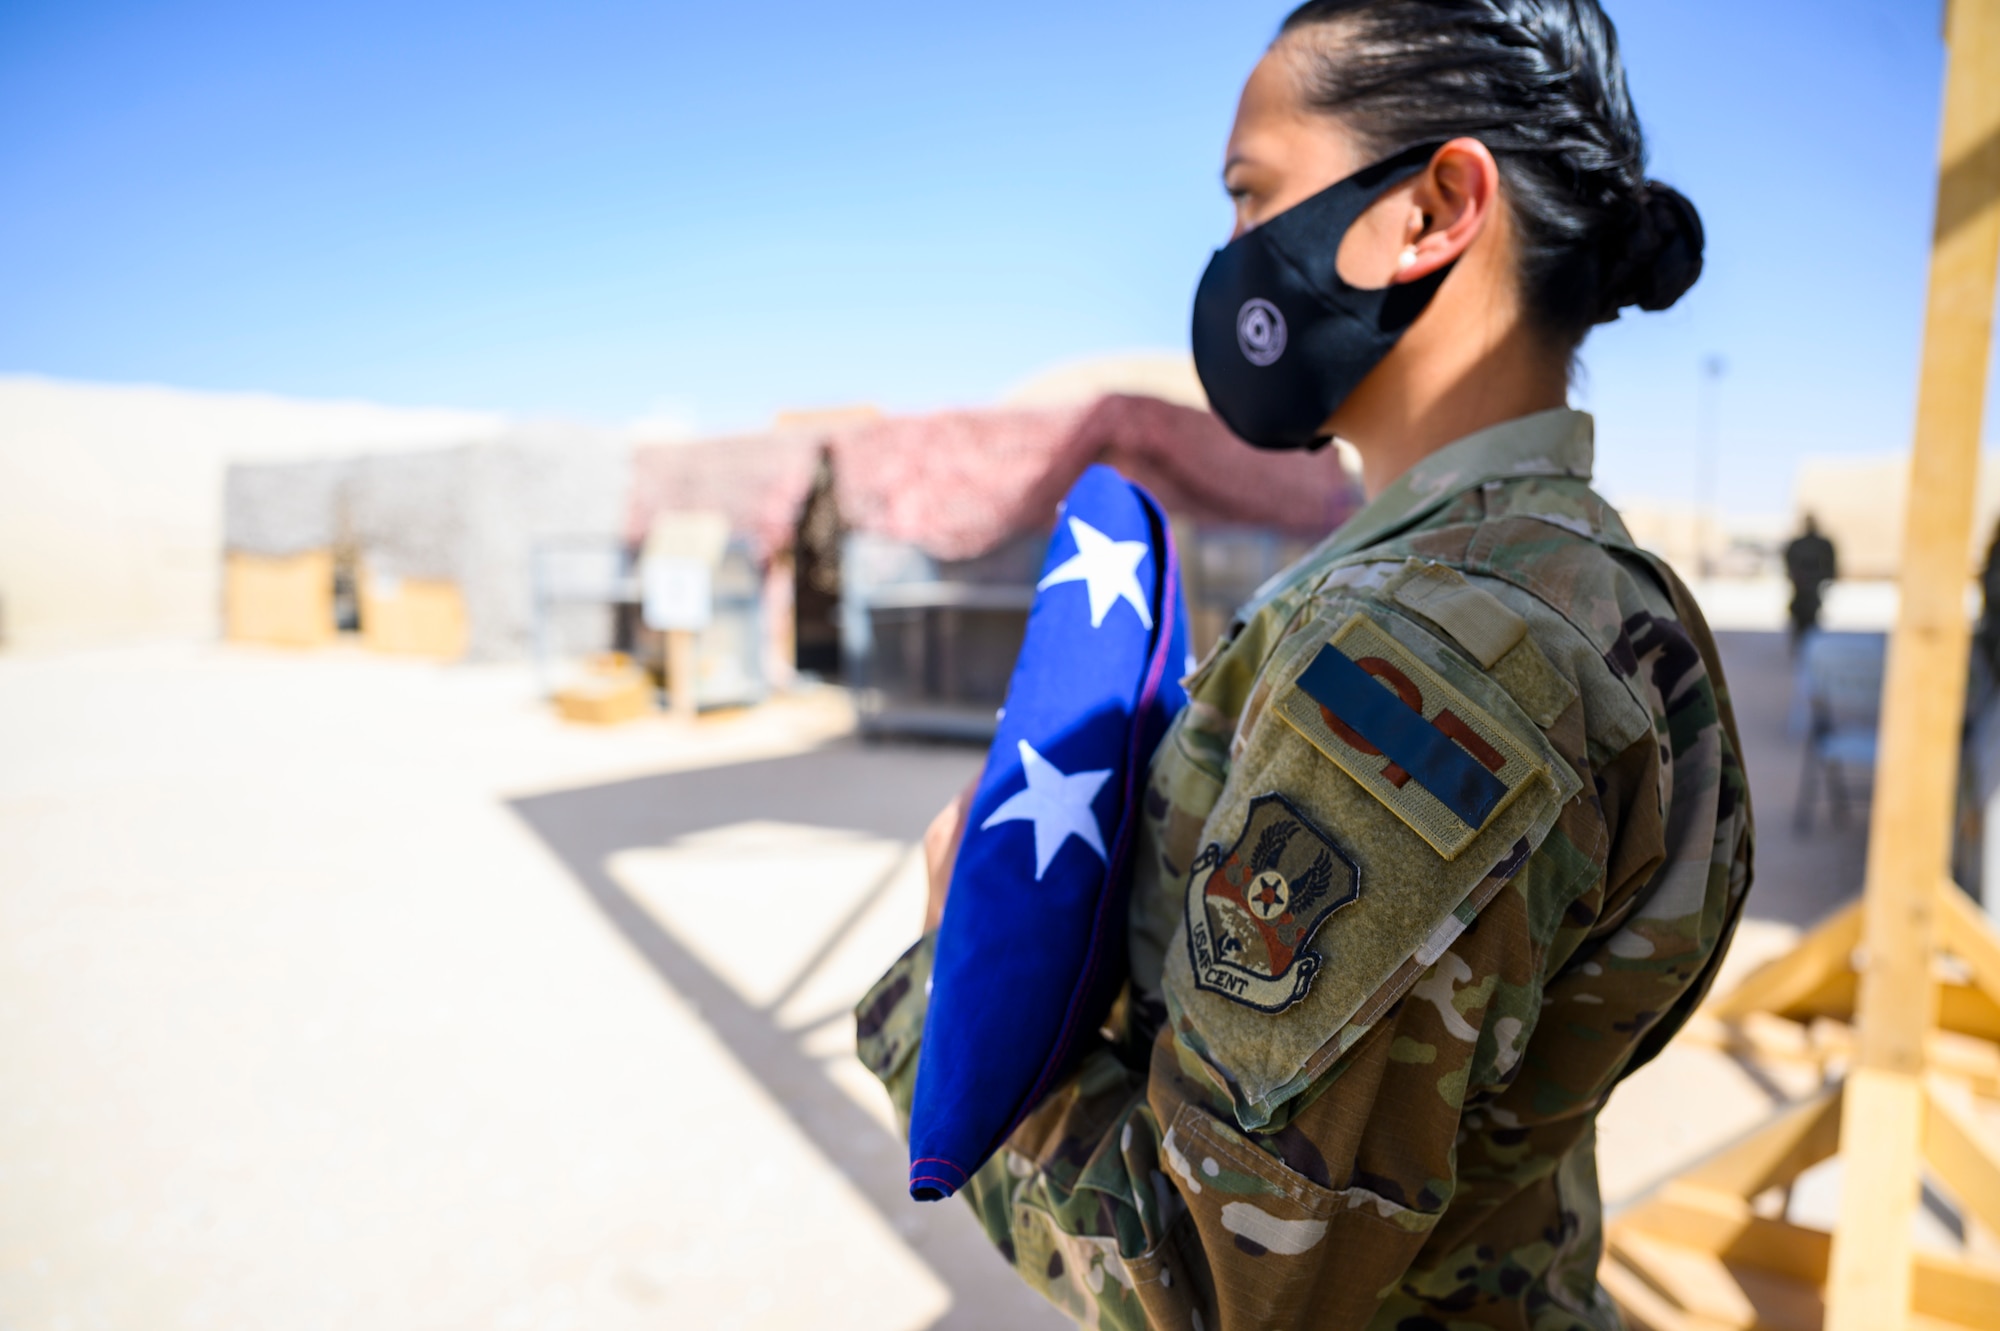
[[1276, 613, 1545, 859]]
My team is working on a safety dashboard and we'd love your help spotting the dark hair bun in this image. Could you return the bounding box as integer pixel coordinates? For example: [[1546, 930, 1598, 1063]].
[[1284, 0, 1701, 345], [1597, 182, 1704, 322]]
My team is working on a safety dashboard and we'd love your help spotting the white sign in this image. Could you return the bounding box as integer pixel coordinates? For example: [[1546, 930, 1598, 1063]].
[[642, 557, 713, 631]]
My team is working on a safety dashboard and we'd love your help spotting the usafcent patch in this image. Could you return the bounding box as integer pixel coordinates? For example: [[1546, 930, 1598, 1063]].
[[1184, 793, 1359, 1012]]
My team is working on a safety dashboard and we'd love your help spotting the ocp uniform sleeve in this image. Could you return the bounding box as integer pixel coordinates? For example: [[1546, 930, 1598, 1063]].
[[1122, 588, 1599, 1328], [857, 580, 1618, 1330]]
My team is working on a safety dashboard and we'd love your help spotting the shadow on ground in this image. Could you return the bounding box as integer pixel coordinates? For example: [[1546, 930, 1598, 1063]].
[[508, 632, 1867, 1329], [508, 740, 1066, 1331]]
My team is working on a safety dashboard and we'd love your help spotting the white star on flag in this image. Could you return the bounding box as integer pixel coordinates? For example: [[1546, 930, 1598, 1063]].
[[1037, 516, 1153, 630], [980, 739, 1112, 880]]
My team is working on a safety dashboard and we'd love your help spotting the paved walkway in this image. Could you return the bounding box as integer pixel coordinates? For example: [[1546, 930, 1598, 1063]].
[[0, 644, 1061, 1330], [1710, 630, 1871, 929], [0, 630, 1882, 1328]]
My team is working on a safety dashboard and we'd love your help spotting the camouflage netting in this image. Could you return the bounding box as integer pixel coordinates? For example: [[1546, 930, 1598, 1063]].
[[224, 427, 627, 661], [624, 394, 1366, 565], [223, 458, 356, 557], [456, 427, 629, 662], [350, 447, 469, 583]]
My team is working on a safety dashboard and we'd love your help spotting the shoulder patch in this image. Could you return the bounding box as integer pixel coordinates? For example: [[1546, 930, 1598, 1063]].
[[1388, 562, 1527, 667], [1275, 613, 1547, 860], [1184, 793, 1359, 1012]]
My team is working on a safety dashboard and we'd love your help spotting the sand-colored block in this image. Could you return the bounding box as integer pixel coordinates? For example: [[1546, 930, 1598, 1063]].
[[554, 654, 655, 726], [359, 569, 467, 659], [555, 675, 652, 726], [224, 550, 336, 648]]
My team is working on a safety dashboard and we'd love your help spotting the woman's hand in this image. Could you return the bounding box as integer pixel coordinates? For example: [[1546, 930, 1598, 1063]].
[[922, 777, 979, 931]]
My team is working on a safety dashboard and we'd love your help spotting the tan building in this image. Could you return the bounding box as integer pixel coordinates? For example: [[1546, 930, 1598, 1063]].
[[0, 376, 502, 652], [1793, 451, 2000, 580]]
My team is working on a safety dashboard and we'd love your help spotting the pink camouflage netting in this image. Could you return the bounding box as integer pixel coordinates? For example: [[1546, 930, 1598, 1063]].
[[624, 429, 825, 560], [627, 394, 1361, 563]]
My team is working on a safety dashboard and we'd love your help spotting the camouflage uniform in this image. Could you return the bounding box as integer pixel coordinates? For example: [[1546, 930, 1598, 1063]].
[[858, 408, 1753, 1330]]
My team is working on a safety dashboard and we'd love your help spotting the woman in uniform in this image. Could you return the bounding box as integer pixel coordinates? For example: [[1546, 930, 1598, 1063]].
[[860, 2, 1752, 1327]]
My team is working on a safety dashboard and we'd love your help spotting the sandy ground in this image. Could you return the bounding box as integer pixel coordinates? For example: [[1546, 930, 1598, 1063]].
[[0, 629, 1920, 1329]]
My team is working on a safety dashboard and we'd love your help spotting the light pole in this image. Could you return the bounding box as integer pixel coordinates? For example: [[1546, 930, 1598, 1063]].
[[1697, 354, 1727, 577]]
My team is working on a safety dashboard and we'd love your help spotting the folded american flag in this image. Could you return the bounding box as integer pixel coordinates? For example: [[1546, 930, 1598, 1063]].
[[908, 464, 1190, 1201]]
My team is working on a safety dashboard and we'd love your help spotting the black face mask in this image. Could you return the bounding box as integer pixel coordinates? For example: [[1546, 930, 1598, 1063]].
[[1192, 143, 1453, 451]]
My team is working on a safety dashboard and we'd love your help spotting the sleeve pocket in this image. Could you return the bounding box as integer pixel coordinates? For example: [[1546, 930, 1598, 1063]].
[[1161, 1101, 1440, 1330]]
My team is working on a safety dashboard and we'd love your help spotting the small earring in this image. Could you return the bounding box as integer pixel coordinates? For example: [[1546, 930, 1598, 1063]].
[[1397, 247, 1419, 271]]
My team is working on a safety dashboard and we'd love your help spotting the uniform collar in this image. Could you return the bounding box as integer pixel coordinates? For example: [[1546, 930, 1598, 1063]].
[[1323, 408, 1594, 559]]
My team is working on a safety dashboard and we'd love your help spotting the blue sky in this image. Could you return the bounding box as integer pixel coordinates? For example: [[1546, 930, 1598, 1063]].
[[0, 1, 1975, 513]]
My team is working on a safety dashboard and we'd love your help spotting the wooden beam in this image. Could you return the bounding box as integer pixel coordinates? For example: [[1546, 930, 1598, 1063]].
[[667, 628, 699, 722], [1936, 880, 2000, 1014], [1600, 1254, 1720, 1331], [1673, 1084, 1844, 1199], [1614, 1180, 2000, 1328], [1779, 972, 1861, 1028], [1698, 886, 2000, 1042], [1696, 967, 2000, 1059], [1617, 1184, 1830, 1284], [1910, 1250, 2000, 1329], [1705, 904, 1861, 1023], [1923, 1075, 2000, 1235], [1677, 1011, 1819, 1062], [1936, 983, 2000, 1044], [1828, 1, 2000, 1325], [1828, 1069, 1930, 1330], [1610, 1229, 1825, 1331], [1686, 1015, 2000, 1096], [1845, 0, 2000, 1072]]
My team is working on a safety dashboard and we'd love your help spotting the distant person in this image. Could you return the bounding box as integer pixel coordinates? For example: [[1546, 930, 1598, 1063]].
[[858, 3, 1752, 1329], [1784, 516, 1837, 650]]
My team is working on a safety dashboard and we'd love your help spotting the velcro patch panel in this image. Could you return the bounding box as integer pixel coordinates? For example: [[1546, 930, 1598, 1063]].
[[1276, 613, 1546, 859], [1388, 562, 1527, 668]]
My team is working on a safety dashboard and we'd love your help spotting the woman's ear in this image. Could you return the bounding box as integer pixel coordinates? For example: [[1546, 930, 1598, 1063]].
[[1395, 136, 1501, 284]]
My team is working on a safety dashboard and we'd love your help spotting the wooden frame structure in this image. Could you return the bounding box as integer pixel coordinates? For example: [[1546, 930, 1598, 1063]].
[[1605, 3, 2000, 1327]]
